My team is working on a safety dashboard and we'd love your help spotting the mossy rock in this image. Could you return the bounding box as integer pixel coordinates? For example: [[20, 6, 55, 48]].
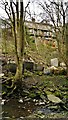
[[47, 94, 62, 103]]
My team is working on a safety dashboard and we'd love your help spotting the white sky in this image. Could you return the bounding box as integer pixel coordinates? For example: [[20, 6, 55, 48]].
[[0, 0, 28, 18], [0, 0, 68, 21]]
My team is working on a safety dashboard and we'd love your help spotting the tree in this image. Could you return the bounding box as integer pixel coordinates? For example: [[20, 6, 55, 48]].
[[1, 0, 25, 86], [37, 0, 68, 77], [65, 2, 68, 78]]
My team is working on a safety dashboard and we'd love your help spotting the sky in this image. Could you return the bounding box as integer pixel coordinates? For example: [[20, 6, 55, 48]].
[[0, 0, 28, 19], [0, 0, 42, 22], [0, 0, 68, 22]]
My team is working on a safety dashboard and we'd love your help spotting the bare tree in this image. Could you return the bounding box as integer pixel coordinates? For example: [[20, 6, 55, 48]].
[[65, 2, 68, 78], [37, 0, 68, 77], [0, 0, 25, 86]]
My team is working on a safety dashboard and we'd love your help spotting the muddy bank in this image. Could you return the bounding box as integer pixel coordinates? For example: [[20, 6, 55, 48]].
[[1, 74, 68, 119]]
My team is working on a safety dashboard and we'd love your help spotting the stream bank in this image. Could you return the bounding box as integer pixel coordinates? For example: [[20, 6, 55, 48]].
[[1, 73, 68, 119]]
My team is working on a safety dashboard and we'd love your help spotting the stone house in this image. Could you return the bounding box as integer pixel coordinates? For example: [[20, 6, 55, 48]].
[[1, 18, 57, 47], [25, 19, 57, 47]]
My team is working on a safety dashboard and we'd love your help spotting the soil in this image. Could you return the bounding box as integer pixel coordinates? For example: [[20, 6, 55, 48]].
[[1, 73, 68, 119]]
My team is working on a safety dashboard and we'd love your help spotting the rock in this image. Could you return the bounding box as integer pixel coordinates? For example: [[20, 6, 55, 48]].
[[33, 99, 36, 102], [53, 69, 59, 75], [2, 63, 17, 74], [39, 101, 45, 105], [18, 98, 23, 103], [50, 66, 57, 70], [50, 66, 67, 75], [51, 58, 58, 67], [6, 63, 17, 73], [60, 62, 66, 67], [24, 98, 31, 101], [34, 64, 44, 71], [50, 66, 59, 75], [47, 94, 62, 103], [20, 117, 24, 119], [1, 99, 6, 105], [44, 68, 51, 75], [7, 60, 16, 64], [3, 61, 34, 74], [23, 61, 34, 72], [58, 67, 67, 75], [48, 105, 58, 110], [28, 109, 31, 112], [23, 90, 29, 94], [0, 73, 4, 78]]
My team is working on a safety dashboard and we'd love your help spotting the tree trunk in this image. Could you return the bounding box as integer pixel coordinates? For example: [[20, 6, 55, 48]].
[[14, 1, 24, 83], [14, 59, 23, 82], [4, 0, 25, 88]]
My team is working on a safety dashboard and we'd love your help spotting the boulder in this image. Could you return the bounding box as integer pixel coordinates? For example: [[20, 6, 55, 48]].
[[34, 64, 44, 71], [23, 61, 34, 72], [0, 73, 4, 78], [47, 94, 62, 103], [3, 63, 17, 74], [51, 58, 58, 67], [49, 66, 58, 75], [60, 62, 66, 67], [49, 66, 57, 74], [58, 67, 67, 75], [3, 61, 34, 74], [44, 68, 51, 75], [50, 66, 67, 75]]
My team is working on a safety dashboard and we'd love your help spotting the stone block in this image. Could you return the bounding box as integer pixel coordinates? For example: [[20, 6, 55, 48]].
[[51, 58, 58, 67]]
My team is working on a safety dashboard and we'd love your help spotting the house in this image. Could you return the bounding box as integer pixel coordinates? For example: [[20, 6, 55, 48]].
[[25, 19, 57, 47], [1, 18, 57, 47]]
